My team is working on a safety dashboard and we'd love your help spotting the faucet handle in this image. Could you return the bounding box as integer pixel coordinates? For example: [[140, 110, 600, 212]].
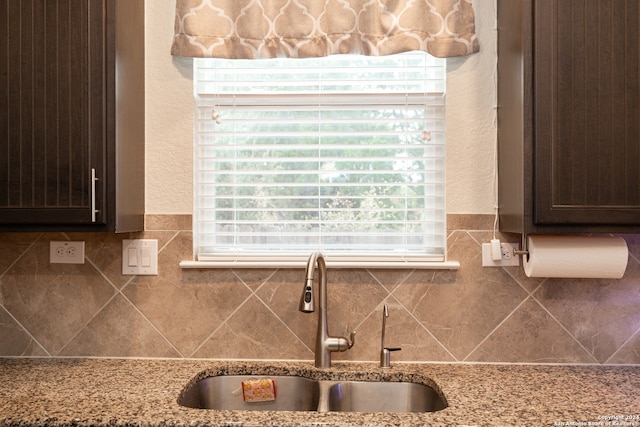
[[347, 330, 356, 349], [328, 330, 356, 352]]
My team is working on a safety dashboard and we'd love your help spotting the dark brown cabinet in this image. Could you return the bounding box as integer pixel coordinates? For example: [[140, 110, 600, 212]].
[[0, 0, 144, 232], [497, 0, 640, 234]]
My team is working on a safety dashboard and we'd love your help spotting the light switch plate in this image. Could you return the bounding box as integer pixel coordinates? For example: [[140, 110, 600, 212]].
[[122, 239, 158, 275]]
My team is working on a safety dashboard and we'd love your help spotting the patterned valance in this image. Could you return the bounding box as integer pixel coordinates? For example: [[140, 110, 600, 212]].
[[171, 0, 480, 59]]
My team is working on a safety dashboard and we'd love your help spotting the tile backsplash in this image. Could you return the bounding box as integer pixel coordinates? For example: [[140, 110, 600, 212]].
[[1, 215, 639, 364]]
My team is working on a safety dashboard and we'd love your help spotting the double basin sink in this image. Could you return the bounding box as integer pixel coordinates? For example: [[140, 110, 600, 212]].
[[178, 374, 447, 413]]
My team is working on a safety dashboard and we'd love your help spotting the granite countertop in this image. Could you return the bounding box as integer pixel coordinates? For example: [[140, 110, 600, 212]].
[[0, 358, 638, 426]]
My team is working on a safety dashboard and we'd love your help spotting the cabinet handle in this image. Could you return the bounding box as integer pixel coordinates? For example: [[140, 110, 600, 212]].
[[91, 168, 100, 223]]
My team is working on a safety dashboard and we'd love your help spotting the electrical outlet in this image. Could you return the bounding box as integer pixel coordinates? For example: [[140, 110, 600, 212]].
[[50, 241, 85, 264], [482, 242, 520, 267]]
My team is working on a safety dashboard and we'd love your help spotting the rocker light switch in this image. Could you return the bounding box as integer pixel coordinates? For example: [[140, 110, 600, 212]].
[[128, 248, 138, 267], [122, 239, 158, 275], [141, 248, 151, 267]]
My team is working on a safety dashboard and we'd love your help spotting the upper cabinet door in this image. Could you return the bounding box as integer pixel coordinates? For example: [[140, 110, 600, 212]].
[[0, 0, 107, 226], [1, 0, 144, 233], [533, 0, 640, 226]]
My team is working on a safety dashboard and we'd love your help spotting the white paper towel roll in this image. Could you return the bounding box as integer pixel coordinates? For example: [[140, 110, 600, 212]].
[[523, 235, 628, 279]]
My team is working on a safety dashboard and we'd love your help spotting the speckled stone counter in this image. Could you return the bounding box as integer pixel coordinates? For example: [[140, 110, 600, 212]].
[[0, 358, 638, 426]]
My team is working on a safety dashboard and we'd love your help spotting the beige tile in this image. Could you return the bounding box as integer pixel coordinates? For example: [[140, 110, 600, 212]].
[[0, 233, 41, 277], [1, 215, 638, 364], [466, 298, 596, 363], [67, 232, 132, 290], [607, 330, 640, 364], [192, 296, 313, 360], [393, 231, 528, 360], [335, 299, 455, 363], [367, 269, 413, 293], [233, 268, 280, 291], [0, 236, 116, 355], [533, 259, 640, 363], [505, 262, 548, 294], [253, 269, 314, 346], [124, 271, 252, 356], [447, 214, 495, 231], [0, 308, 48, 356], [326, 269, 391, 336], [122, 232, 252, 356], [60, 294, 180, 358], [145, 214, 192, 231], [137, 231, 183, 256]]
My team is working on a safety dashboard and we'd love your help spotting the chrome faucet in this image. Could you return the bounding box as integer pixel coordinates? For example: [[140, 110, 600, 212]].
[[299, 251, 356, 368], [380, 304, 401, 368]]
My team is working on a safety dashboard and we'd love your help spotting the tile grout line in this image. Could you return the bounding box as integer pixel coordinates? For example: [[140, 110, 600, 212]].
[[249, 276, 315, 358], [187, 276, 259, 358], [63, 235, 186, 357], [114, 230, 186, 358], [529, 293, 601, 364], [156, 230, 182, 254], [604, 325, 640, 364], [57, 252, 139, 355], [0, 233, 43, 279], [117, 290, 186, 358], [334, 281, 394, 345], [0, 305, 51, 357], [386, 282, 460, 362], [56, 291, 122, 357], [1, 233, 71, 356], [461, 295, 531, 362], [384, 270, 459, 361], [23, 233, 116, 357]]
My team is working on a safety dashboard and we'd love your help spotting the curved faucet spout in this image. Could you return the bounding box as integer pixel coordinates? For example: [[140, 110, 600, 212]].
[[299, 251, 356, 368], [299, 252, 319, 313]]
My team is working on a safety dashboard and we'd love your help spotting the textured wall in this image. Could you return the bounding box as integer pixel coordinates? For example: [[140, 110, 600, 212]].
[[144, 0, 497, 215], [2, 215, 639, 364]]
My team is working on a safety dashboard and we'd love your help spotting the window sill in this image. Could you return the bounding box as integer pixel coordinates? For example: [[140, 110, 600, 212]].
[[180, 259, 460, 270]]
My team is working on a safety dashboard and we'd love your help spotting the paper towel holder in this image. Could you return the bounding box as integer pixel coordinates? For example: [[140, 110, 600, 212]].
[[516, 234, 629, 279], [513, 234, 530, 258]]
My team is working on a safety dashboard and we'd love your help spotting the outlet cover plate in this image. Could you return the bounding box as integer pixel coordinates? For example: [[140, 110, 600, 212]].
[[50, 241, 85, 264], [482, 242, 520, 267]]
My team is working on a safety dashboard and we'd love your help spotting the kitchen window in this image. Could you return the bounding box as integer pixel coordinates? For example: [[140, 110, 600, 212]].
[[189, 52, 455, 268]]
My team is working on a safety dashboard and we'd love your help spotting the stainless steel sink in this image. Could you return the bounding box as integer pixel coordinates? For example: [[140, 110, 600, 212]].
[[327, 380, 447, 413], [178, 375, 320, 411], [178, 374, 447, 413]]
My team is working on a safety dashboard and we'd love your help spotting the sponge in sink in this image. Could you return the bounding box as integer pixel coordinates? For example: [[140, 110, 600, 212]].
[[241, 378, 277, 402]]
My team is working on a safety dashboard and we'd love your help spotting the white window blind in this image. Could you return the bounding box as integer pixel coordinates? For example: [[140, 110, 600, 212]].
[[192, 52, 448, 265]]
